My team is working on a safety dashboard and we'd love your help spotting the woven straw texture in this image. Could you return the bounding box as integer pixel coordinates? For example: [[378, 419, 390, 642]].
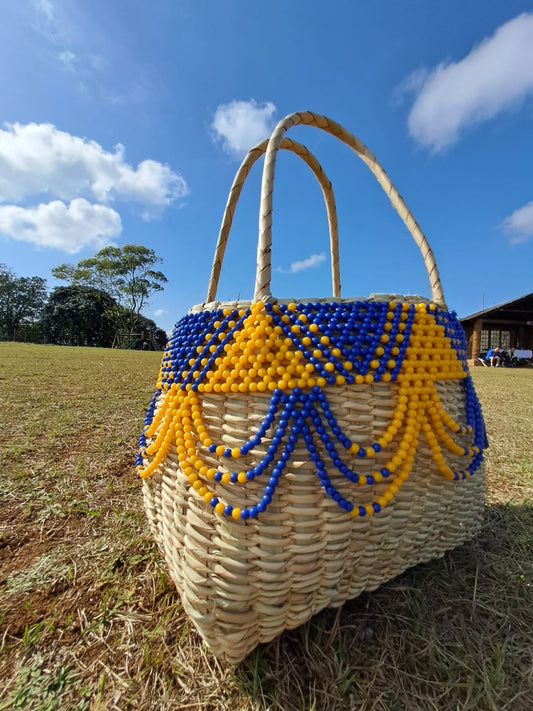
[[139, 113, 487, 665], [143, 374, 485, 664]]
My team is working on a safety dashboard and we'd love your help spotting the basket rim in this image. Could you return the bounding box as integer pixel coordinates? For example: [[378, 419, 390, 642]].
[[189, 293, 438, 314]]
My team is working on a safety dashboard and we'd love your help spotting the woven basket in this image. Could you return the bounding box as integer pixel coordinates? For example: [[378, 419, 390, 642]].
[[138, 112, 487, 665]]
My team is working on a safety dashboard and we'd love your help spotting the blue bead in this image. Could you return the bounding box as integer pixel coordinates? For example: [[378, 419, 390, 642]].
[[240, 509, 250, 520], [230, 473, 238, 483], [209, 497, 219, 507], [358, 506, 366, 517], [249, 506, 258, 517], [257, 502, 266, 513], [223, 505, 233, 516], [224, 448, 232, 458], [214, 472, 222, 482]]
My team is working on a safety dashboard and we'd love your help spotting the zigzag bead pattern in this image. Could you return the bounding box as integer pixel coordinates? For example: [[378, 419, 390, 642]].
[[137, 301, 487, 520]]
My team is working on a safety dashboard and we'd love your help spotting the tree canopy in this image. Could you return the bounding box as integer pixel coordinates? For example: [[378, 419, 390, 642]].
[[0, 263, 47, 340], [42, 285, 118, 347], [52, 244, 168, 339], [1, 245, 168, 348]]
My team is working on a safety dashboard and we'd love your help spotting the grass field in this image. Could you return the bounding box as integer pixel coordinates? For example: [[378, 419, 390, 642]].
[[0, 342, 532, 710]]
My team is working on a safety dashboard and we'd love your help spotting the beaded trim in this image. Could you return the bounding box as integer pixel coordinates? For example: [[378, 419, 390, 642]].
[[137, 301, 487, 519]]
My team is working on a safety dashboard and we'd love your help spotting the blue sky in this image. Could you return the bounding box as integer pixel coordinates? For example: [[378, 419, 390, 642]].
[[1, 0, 533, 334]]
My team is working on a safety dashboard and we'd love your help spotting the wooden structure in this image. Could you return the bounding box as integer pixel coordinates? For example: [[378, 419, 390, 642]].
[[460, 293, 533, 366]]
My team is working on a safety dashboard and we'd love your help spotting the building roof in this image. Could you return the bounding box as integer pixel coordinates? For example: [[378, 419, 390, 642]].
[[460, 292, 533, 325]]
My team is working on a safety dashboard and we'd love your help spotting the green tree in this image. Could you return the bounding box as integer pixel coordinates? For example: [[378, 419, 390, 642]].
[[42, 285, 118, 347], [0, 264, 47, 340], [52, 244, 167, 342]]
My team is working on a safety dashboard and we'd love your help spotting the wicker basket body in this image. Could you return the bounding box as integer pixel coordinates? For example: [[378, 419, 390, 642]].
[[138, 113, 487, 665]]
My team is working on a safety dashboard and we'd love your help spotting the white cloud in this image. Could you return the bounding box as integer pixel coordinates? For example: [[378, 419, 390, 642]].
[[153, 308, 166, 317], [59, 49, 77, 71], [0, 198, 121, 253], [502, 202, 533, 244], [212, 100, 277, 158], [33, 0, 57, 26], [405, 13, 533, 151], [0, 122, 188, 208], [277, 252, 326, 274]]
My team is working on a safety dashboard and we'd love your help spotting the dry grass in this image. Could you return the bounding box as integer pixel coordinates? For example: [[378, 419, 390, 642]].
[[0, 342, 532, 710]]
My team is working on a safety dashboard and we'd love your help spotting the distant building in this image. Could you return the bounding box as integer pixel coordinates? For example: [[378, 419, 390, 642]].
[[460, 293, 533, 366]]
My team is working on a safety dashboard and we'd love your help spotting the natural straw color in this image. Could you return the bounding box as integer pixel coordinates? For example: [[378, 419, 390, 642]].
[[142, 113, 484, 665], [254, 112, 446, 308], [143, 377, 485, 665], [206, 137, 340, 303]]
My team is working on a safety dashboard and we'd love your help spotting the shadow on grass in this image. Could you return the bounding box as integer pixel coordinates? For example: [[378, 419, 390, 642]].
[[236, 502, 533, 711]]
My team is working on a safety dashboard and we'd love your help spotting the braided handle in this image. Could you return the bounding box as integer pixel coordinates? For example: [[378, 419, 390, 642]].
[[254, 111, 446, 308], [206, 137, 340, 302]]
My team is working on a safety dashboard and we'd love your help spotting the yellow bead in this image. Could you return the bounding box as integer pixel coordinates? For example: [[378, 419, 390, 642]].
[[232, 508, 242, 520], [215, 502, 225, 514]]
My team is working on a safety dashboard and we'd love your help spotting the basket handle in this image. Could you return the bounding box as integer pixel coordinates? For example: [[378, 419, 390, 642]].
[[206, 137, 340, 303], [254, 111, 446, 308]]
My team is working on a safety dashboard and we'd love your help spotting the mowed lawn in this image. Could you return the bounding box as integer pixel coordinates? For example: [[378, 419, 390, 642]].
[[0, 342, 532, 711]]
